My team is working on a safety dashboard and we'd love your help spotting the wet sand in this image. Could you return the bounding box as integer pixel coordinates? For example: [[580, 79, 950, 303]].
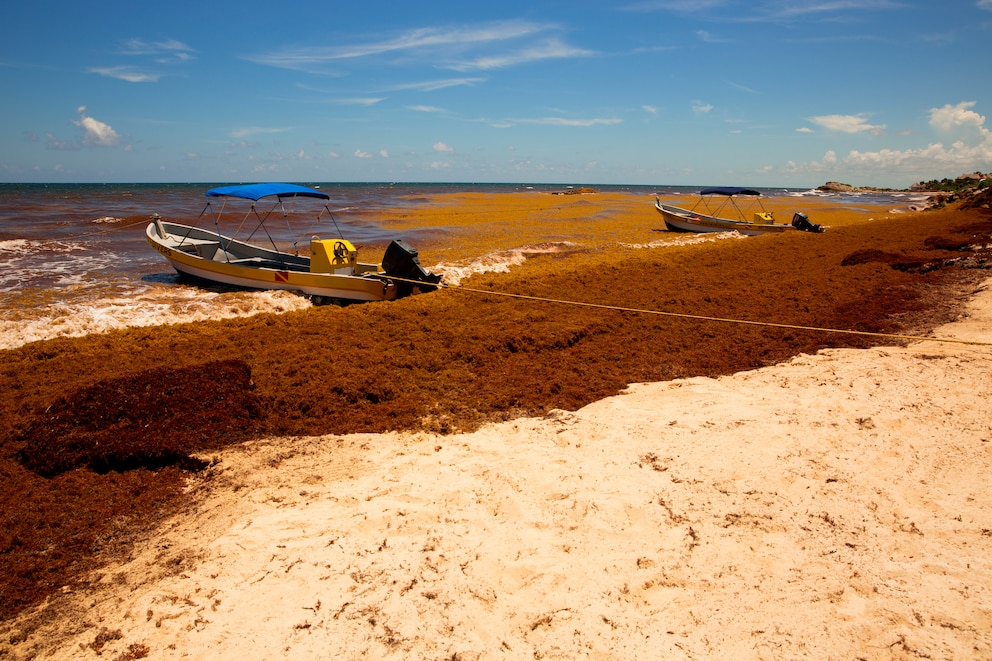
[[1, 192, 991, 658]]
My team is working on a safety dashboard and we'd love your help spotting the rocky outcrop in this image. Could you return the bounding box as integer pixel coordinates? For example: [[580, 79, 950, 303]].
[[817, 181, 861, 193], [819, 174, 991, 210], [957, 186, 992, 210]]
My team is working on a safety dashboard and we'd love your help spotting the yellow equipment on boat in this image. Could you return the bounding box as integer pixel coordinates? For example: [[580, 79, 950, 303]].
[[753, 212, 774, 224], [310, 238, 358, 272]]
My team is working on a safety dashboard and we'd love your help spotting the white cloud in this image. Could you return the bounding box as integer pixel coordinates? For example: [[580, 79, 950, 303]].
[[449, 37, 594, 71], [845, 138, 992, 172], [380, 150, 389, 158], [433, 141, 454, 152], [409, 105, 444, 113], [840, 102, 992, 172], [248, 20, 557, 72], [810, 113, 885, 135], [642, 105, 659, 115], [625, 0, 904, 21], [624, 1, 729, 12], [692, 101, 713, 115], [120, 38, 195, 61], [767, 1, 905, 19], [391, 77, 485, 92], [91, 38, 194, 83], [89, 66, 160, 83], [516, 117, 623, 127], [334, 97, 384, 106], [696, 30, 730, 43], [980, 0, 992, 10], [355, 149, 372, 158], [929, 100, 991, 142], [791, 103, 992, 183], [795, 127, 814, 133], [229, 126, 290, 138], [72, 107, 120, 147], [726, 80, 758, 94]]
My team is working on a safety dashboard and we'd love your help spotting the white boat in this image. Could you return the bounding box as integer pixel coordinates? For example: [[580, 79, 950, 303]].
[[655, 187, 823, 235], [146, 183, 441, 303]]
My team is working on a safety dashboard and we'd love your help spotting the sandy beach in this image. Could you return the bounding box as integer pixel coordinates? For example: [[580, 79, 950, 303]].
[[2, 192, 991, 659], [7, 277, 990, 660]]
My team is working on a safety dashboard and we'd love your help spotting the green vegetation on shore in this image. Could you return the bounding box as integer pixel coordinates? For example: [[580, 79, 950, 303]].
[[912, 172, 992, 193]]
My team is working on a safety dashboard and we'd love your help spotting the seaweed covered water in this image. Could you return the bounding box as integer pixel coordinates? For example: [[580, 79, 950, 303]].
[[0, 182, 922, 350]]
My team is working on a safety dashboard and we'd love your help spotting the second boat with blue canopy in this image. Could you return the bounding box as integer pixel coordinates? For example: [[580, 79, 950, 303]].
[[655, 187, 824, 235], [146, 183, 441, 303]]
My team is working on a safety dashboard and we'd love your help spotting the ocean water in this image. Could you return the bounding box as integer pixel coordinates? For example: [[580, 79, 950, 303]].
[[0, 182, 920, 351]]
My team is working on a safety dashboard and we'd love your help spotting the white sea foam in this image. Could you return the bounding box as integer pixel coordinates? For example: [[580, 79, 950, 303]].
[[0, 245, 118, 292], [433, 242, 581, 286], [620, 232, 745, 250], [0, 288, 312, 351], [0, 238, 88, 255], [0, 239, 33, 254]]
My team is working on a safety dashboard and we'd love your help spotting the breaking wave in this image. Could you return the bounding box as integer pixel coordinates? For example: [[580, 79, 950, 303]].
[[0, 288, 312, 351], [433, 242, 583, 286]]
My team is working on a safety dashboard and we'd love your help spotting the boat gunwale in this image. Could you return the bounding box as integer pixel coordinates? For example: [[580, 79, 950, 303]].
[[146, 220, 398, 301]]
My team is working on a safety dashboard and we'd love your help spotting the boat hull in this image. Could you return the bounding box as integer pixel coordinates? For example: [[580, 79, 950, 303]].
[[146, 222, 397, 302], [655, 202, 796, 236]]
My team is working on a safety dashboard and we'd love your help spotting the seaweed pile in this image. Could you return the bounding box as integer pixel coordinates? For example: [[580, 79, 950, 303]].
[[1, 204, 990, 622]]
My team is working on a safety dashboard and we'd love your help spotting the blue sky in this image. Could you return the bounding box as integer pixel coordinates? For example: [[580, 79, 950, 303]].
[[2, 0, 991, 187]]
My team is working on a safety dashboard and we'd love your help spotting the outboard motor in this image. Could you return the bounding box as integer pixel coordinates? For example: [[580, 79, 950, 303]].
[[381, 239, 442, 297], [791, 212, 824, 233]]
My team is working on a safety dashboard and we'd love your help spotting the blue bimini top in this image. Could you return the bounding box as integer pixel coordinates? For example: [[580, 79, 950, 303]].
[[699, 187, 761, 196], [206, 183, 330, 201]]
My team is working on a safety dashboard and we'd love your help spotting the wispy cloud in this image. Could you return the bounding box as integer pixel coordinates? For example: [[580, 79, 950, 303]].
[[692, 101, 714, 115], [448, 38, 595, 72], [409, 105, 445, 113], [623, 0, 729, 12], [725, 80, 759, 94], [390, 77, 485, 92], [119, 38, 195, 63], [810, 113, 885, 134], [763, 1, 906, 20], [514, 116, 623, 127], [90, 37, 194, 84], [696, 30, 731, 44], [332, 97, 385, 106], [229, 126, 291, 139], [89, 66, 161, 83], [624, 0, 904, 22], [433, 141, 454, 152], [247, 20, 591, 74]]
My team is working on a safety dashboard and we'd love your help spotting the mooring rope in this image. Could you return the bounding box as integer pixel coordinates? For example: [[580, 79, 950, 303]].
[[43, 217, 153, 241], [434, 282, 992, 348]]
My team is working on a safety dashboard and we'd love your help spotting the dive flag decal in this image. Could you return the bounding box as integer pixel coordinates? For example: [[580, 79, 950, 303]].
[[275, 271, 290, 283]]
